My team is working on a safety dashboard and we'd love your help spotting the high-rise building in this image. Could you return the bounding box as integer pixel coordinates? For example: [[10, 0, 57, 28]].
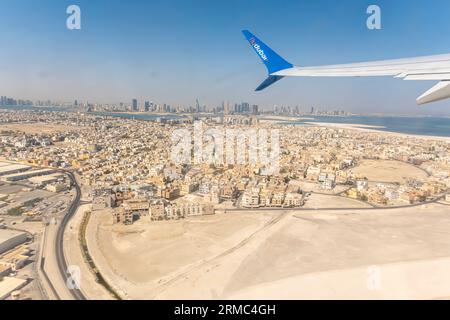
[[144, 101, 150, 112], [224, 101, 231, 115], [242, 102, 250, 113], [132, 99, 138, 111], [252, 104, 259, 115], [195, 99, 200, 113]]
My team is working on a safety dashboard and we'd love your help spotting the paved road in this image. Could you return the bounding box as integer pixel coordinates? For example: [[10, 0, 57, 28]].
[[38, 171, 86, 300], [54, 171, 86, 300]]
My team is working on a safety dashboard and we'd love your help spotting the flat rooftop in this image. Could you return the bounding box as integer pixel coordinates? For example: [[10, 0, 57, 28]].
[[0, 229, 27, 243], [0, 162, 14, 167], [0, 164, 32, 175], [29, 173, 64, 184], [0, 277, 27, 300], [1, 168, 56, 180]]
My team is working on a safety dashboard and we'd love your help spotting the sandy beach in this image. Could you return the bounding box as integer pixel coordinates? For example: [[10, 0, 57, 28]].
[[303, 121, 450, 143]]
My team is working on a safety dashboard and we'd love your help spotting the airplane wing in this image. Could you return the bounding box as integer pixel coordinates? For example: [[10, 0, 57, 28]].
[[242, 30, 450, 105]]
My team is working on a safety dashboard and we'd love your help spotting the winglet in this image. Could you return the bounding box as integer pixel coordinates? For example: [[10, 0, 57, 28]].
[[255, 75, 285, 91], [242, 30, 293, 75]]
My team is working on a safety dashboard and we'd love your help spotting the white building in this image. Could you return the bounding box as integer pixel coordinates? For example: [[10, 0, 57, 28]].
[[356, 179, 369, 192], [241, 190, 259, 208]]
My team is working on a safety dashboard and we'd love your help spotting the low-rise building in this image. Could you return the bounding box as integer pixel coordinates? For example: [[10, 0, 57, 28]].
[[284, 193, 304, 207], [0, 277, 28, 300], [0, 246, 31, 271], [445, 194, 450, 203], [271, 192, 285, 207], [0, 230, 28, 255], [115, 199, 150, 225], [149, 201, 166, 221], [241, 190, 259, 208], [46, 182, 68, 193]]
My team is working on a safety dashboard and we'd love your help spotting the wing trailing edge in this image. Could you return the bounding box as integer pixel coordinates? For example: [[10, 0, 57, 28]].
[[417, 81, 450, 105]]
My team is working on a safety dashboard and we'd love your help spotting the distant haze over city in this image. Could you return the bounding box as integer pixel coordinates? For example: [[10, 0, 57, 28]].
[[1, 0, 450, 115]]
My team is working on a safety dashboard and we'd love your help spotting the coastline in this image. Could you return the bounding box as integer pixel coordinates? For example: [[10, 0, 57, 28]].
[[301, 121, 450, 143]]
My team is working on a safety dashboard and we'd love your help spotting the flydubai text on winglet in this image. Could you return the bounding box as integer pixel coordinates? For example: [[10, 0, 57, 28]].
[[250, 38, 268, 61]]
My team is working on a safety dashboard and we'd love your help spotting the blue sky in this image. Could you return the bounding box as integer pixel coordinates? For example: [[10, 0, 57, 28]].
[[1, 0, 450, 115]]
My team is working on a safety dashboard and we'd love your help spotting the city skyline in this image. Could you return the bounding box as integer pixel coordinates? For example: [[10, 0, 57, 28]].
[[0, 94, 351, 114]]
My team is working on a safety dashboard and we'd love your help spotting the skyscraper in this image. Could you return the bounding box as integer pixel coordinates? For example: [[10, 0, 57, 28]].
[[132, 99, 138, 112], [242, 102, 250, 113]]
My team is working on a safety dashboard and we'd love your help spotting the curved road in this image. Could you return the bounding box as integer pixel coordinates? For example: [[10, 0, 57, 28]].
[[54, 171, 86, 300]]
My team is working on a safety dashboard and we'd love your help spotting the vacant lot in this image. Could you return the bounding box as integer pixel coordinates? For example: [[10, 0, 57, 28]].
[[89, 202, 450, 300], [351, 160, 428, 183], [0, 123, 86, 134], [94, 212, 273, 286]]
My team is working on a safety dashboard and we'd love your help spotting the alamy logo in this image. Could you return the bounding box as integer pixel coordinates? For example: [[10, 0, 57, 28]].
[[66, 265, 81, 290], [66, 5, 81, 30], [171, 121, 279, 175], [366, 265, 382, 291], [367, 5, 382, 30], [250, 38, 268, 61]]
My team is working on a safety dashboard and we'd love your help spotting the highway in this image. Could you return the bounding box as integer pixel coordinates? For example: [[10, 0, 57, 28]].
[[38, 171, 86, 300], [54, 171, 86, 300]]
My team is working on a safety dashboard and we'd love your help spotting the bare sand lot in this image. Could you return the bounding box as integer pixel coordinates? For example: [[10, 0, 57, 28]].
[[91, 211, 275, 298], [351, 159, 428, 183], [0, 123, 85, 134], [303, 193, 372, 209], [89, 202, 450, 300]]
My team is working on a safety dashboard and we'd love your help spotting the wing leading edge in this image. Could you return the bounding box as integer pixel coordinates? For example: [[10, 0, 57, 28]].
[[243, 30, 450, 105]]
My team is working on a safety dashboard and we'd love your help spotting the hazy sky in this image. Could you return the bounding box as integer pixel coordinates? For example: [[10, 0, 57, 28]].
[[1, 0, 450, 115]]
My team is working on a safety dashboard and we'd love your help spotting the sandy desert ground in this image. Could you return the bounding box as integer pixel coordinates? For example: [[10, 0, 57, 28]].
[[351, 159, 429, 183], [86, 197, 450, 300]]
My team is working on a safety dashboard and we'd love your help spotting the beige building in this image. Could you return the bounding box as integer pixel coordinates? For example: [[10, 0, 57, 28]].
[[0, 246, 31, 271], [283, 193, 304, 207], [115, 199, 150, 225], [149, 201, 166, 221], [165, 203, 214, 220]]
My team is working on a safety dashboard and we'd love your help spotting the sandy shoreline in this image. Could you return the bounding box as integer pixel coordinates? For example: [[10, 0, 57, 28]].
[[301, 121, 450, 142]]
